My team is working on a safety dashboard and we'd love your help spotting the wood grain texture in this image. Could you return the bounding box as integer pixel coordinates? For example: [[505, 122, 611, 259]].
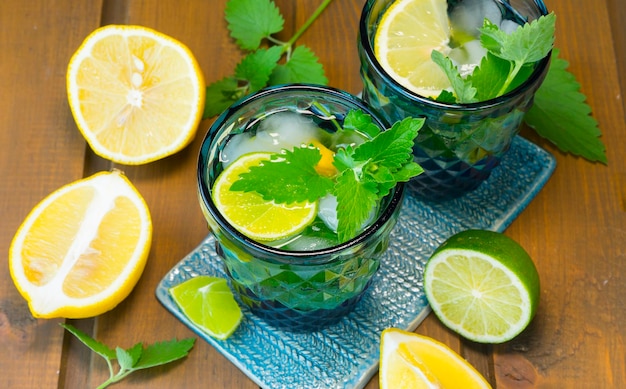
[[0, 0, 624, 388]]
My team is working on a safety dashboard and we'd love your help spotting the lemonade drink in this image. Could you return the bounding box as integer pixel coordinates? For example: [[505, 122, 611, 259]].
[[358, 0, 551, 200], [197, 85, 408, 330]]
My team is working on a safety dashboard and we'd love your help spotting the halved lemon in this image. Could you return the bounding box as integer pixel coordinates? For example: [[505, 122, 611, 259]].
[[67, 25, 205, 165], [380, 328, 491, 388], [9, 170, 152, 318], [374, 0, 452, 97], [211, 152, 318, 242]]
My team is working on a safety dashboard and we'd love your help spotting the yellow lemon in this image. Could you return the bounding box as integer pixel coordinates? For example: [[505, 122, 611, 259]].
[[380, 328, 492, 388], [374, 0, 452, 98], [9, 170, 152, 318], [67, 25, 205, 165]]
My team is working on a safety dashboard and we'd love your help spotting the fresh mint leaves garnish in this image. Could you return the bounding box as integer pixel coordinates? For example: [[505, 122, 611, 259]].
[[431, 11, 606, 162], [524, 49, 607, 163], [435, 13, 555, 103], [231, 113, 424, 242], [61, 323, 195, 389], [204, 0, 331, 118]]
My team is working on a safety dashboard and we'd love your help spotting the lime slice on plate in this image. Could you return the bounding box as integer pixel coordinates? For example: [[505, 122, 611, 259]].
[[424, 229, 540, 343], [169, 276, 242, 340]]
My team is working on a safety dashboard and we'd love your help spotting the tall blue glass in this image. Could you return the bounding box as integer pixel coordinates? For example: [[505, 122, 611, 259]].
[[358, 0, 550, 200]]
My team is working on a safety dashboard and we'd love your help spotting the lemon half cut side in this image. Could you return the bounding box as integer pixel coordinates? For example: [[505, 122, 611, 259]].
[[67, 25, 206, 165], [9, 170, 152, 318]]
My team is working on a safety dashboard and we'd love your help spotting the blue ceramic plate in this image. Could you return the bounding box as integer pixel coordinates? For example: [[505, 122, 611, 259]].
[[156, 136, 556, 389]]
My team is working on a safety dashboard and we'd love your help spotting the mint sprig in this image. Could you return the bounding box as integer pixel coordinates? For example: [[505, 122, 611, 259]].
[[432, 12, 606, 163], [231, 113, 424, 242], [435, 13, 555, 103], [204, 0, 331, 118], [61, 323, 195, 389]]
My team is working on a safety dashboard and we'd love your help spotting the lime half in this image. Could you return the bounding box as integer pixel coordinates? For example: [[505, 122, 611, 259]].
[[169, 276, 242, 340], [424, 230, 540, 343]]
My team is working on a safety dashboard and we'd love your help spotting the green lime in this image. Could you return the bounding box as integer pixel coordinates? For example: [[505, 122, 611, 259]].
[[211, 152, 318, 242], [169, 276, 242, 340], [424, 229, 540, 343]]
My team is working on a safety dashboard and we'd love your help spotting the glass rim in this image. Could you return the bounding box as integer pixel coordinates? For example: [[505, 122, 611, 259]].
[[197, 83, 405, 262], [358, 0, 551, 111]]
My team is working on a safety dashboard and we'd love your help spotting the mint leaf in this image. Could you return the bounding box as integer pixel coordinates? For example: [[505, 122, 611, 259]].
[[269, 45, 327, 85], [60, 323, 195, 388], [353, 117, 424, 171], [524, 50, 607, 163], [231, 146, 334, 203], [479, 14, 555, 96], [343, 110, 381, 138], [206, 0, 329, 118], [482, 14, 556, 65], [134, 338, 196, 369], [204, 77, 240, 119], [235, 46, 283, 92], [431, 50, 477, 103], [335, 170, 378, 242], [116, 346, 138, 371], [225, 0, 284, 50], [60, 323, 116, 360]]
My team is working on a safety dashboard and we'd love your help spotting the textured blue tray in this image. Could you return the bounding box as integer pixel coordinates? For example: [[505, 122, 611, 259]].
[[156, 136, 556, 389]]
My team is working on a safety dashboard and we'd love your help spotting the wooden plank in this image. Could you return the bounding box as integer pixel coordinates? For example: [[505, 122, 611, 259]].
[[61, 1, 259, 387], [493, 0, 626, 387], [0, 1, 103, 388]]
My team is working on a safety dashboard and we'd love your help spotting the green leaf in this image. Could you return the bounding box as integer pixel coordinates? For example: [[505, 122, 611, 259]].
[[524, 50, 607, 163], [133, 338, 196, 370], [469, 53, 511, 100], [225, 0, 284, 50], [231, 146, 334, 203], [116, 346, 137, 371], [269, 45, 327, 85], [335, 170, 378, 242], [235, 46, 283, 92], [60, 323, 116, 360], [481, 13, 555, 65], [343, 110, 381, 138], [353, 117, 424, 170], [431, 50, 477, 103], [204, 77, 240, 119]]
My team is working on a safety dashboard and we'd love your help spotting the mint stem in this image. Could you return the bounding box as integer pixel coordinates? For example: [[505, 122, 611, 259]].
[[285, 0, 334, 48], [497, 60, 523, 97]]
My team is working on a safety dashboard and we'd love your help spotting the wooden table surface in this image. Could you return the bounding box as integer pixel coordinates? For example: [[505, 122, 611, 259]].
[[2, 0, 624, 388]]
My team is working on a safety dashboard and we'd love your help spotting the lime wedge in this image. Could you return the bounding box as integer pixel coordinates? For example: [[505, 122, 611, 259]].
[[424, 230, 540, 343], [169, 276, 242, 340]]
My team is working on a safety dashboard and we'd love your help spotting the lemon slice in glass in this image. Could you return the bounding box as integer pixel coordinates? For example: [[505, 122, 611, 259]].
[[374, 0, 452, 98]]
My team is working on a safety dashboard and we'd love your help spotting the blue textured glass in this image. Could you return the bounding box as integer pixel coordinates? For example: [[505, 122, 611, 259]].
[[358, 0, 550, 200], [197, 84, 404, 330]]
